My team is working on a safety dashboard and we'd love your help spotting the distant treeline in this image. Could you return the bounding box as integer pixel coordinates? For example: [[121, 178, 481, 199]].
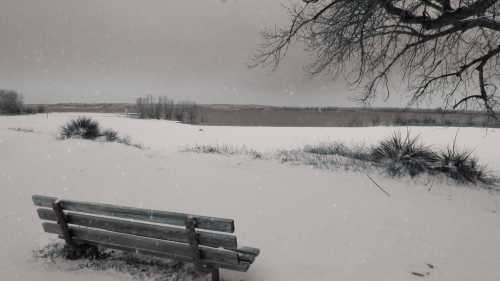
[[199, 105, 500, 128], [0, 89, 46, 115], [135, 95, 201, 124]]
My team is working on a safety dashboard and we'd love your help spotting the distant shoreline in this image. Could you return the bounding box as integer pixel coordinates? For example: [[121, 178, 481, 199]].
[[26, 103, 499, 128]]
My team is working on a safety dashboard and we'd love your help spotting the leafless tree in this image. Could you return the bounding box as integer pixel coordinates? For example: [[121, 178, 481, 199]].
[[135, 95, 201, 123], [0, 89, 24, 114], [253, 0, 500, 116]]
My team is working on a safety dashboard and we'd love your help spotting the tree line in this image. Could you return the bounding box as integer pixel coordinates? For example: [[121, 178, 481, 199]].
[[0, 89, 46, 115], [135, 95, 201, 124]]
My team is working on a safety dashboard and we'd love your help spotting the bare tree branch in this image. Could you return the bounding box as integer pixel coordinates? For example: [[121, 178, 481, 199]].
[[253, 0, 500, 116]]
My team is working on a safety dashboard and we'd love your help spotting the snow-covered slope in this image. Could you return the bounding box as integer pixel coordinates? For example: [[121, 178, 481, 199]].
[[1, 113, 499, 281]]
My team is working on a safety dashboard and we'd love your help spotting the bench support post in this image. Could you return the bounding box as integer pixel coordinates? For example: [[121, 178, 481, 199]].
[[52, 200, 99, 259], [210, 267, 220, 281], [186, 216, 220, 281], [52, 200, 75, 246], [185, 216, 202, 267]]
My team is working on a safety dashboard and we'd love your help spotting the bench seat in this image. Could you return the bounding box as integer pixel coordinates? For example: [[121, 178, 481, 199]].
[[32, 195, 259, 281]]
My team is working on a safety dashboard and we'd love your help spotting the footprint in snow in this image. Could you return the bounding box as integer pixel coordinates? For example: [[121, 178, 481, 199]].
[[410, 263, 435, 277]]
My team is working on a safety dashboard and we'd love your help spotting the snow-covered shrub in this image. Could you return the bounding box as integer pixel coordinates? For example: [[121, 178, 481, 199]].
[[370, 132, 438, 177], [304, 142, 370, 161], [276, 148, 370, 171], [59, 118, 143, 149], [116, 135, 145, 149], [34, 243, 199, 280], [102, 129, 119, 142], [60, 117, 101, 140], [185, 144, 263, 159], [436, 147, 496, 185], [183, 132, 497, 187]]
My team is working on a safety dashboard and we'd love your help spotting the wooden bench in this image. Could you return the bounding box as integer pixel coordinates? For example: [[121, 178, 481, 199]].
[[32, 195, 259, 281]]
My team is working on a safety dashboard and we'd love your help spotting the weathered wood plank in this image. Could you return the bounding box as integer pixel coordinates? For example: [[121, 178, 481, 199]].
[[33, 195, 234, 233], [80, 241, 251, 272], [237, 252, 257, 263], [36, 208, 57, 220], [235, 247, 260, 263], [236, 246, 260, 257], [42, 222, 239, 265], [37, 208, 237, 249], [32, 195, 57, 208]]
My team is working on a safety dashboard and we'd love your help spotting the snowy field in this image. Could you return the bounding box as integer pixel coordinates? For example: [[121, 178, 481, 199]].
[[1, 113, 500, 281]]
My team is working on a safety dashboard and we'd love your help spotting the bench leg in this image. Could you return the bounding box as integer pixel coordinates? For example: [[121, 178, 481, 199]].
[[185, 217, 220, 281], [211, 267, 220, 281], [64, 243, 99, 260]]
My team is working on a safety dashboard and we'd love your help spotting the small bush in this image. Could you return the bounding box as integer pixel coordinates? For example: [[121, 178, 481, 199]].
[[102, 129, 119, 142], [34, 243, 198, 280], [370, 131, 439, 176], [436, 147, 495, 185], [304, 142, 371, 161], [185, 144, 263, 159], [59, 117, 144, 149], [60, 117, 101, 140], [184, 131, 497, 187], [116, 136, 145, 149]]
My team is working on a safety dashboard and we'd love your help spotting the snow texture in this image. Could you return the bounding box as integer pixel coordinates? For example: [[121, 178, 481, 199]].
[[1, 113, 499, 281]]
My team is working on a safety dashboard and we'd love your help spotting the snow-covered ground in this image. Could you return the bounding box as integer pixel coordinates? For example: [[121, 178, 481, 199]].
[[1, 113, 499, 281]]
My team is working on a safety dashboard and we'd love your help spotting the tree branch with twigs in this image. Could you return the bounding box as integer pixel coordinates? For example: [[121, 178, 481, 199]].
[[252, 0, 500, 118]]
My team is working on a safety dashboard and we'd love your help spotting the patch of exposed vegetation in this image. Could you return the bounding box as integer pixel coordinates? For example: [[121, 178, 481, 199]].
[[185, 131, 498, 187], [303, 142, 371, 161], [34, 243, 200, 281], [183, 144, 263, 159], [59, 117, 144, 149], [367, 132, 496, 185], [436, 146, 494, 185], [370, 132, 439, 177], [8, 127, 35, 133], [61, 117, 101, 140]]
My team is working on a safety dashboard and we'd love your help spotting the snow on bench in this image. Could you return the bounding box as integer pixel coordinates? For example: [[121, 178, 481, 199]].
[[32, 194, 260, 281]]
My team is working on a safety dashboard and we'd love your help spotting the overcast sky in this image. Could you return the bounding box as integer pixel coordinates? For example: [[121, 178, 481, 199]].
[[0, 0, 412, 106]]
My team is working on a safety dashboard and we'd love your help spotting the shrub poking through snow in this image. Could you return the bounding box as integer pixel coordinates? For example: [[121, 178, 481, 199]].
[[59, 117, 144, 149], [437, 147, 494, 185], [304, 142, 371, 161], [116, 136, 145, 149], [184, 144, 263, 159], [34, 243, 199, 281], [60, 117, 101, 140], [185, 131, 497, 187], [370, 131, 438, 177], [102, 129, 119, 142]]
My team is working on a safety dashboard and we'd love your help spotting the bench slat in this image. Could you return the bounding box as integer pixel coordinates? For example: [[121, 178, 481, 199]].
[[37, 208, 237, 249], [235, 247, 260, 263], [33, 195, 234, 233], [236, 246, 260, 257], [32, 195, 57, 207], [42, 222, 239, 265], [81, 241, 251, 272]]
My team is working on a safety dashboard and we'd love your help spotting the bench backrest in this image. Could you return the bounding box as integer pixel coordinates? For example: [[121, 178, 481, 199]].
[[32, 195, 253, 272]]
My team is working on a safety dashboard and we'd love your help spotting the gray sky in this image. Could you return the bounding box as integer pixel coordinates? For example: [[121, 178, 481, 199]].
[[0, 0, 410, 106]]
